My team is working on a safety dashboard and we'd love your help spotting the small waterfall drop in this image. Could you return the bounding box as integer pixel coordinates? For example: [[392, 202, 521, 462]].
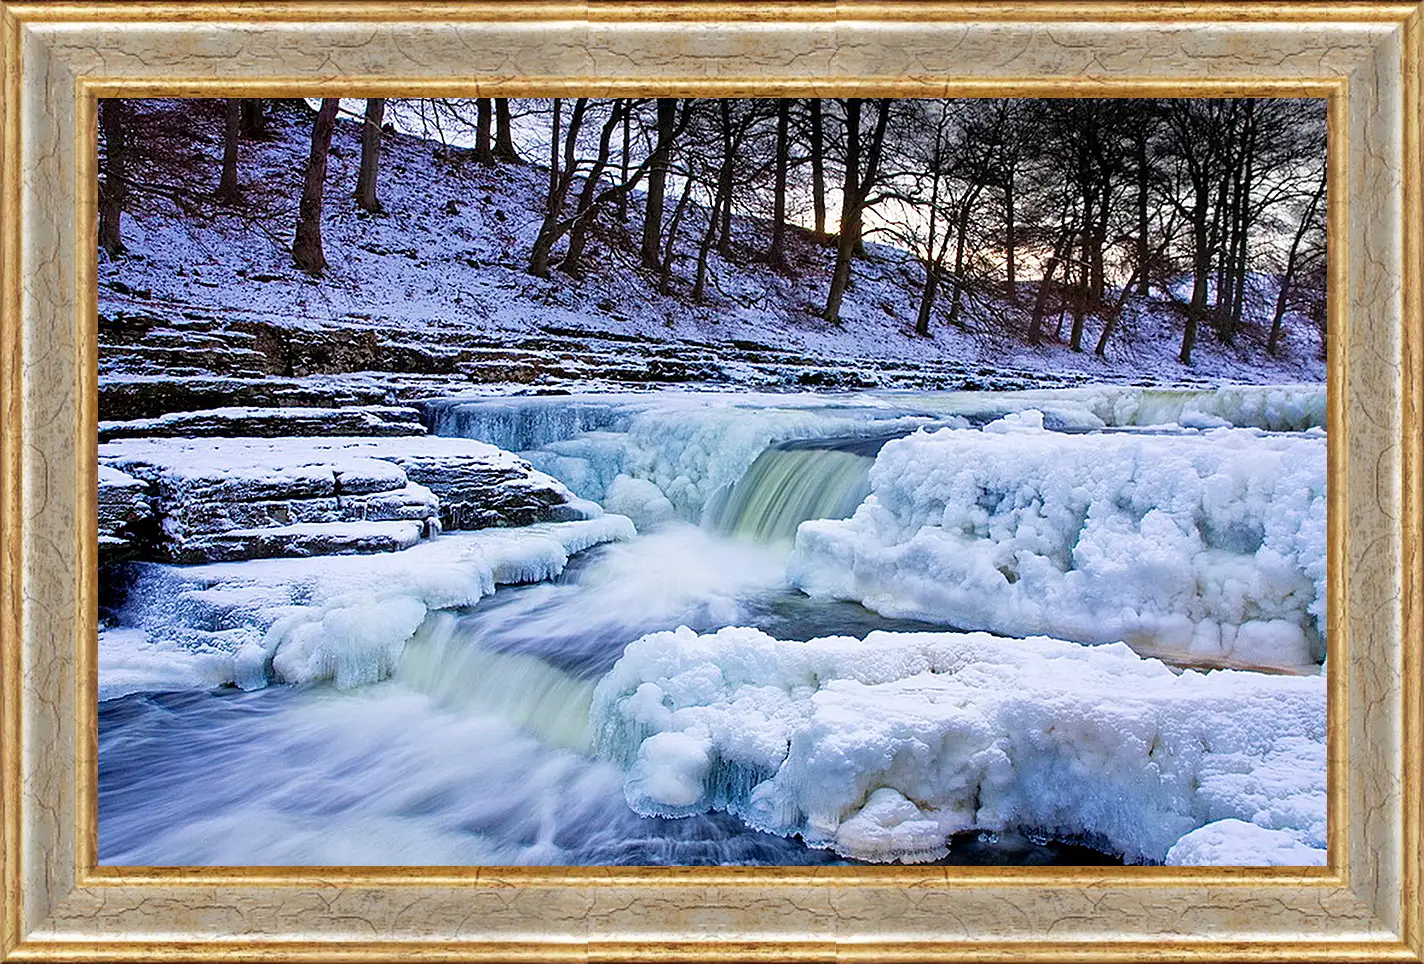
[[708, 438, 888, 543], [396, 611, 599, 753], [422, 396, 634, 452]]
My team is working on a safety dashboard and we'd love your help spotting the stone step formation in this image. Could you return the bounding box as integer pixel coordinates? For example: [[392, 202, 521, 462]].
[[98, 433, 592, 565], [95, 302, 1102, 567]]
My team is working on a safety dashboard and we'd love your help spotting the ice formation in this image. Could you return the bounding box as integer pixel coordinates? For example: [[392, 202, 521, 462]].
[[100, 516, 635, 698], [590, 626, 1327, 865], [428, 386, 1326, 534], [788, 411, 1327, 670]]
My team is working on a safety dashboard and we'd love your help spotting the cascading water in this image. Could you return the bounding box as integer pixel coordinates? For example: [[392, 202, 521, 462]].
[[705, 436, 905, 543], [422, 396, 636, 452]]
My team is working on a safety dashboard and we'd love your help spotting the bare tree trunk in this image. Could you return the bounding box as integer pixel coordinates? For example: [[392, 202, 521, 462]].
[[292, 97, 341, 275], [218, 98, 241, 202], [914, 171, 947, 337], [1004, 165, 1016, 303], [692, 191, 726, 304], [1069, 227, 1090, 351], [562, 102, 623, 273], [658, 176, 695, 294], [1181, 183, 1213, 364], [715, 103, 734, 256], [809, 98, 827, 241], [240, 99, 266, 138], [946, 200, 974, 329], [547, 99, 562, 215], [1029, 226, 1075, 346], [493, 99, 520, 162], [98, 99, 128, 257], [355, 97, 386, 213], [474, 98, 495, 165], [640, 98, 677, 269], [618, 106, 631, 222], [1083, 183, 1106, 311], [915, 263, 939, 336], [695, 104, 739, 302], [823, 99, 862, 324], [823, 99, 890, 325], [1269, 170, 1325, 355], [1135, 127, 1151, 297], [1229, 104, 1257, 334], [768, 99, 790, 269], [530, 98, 573, 278]]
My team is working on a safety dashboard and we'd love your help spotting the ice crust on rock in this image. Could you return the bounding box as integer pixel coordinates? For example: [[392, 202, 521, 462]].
[[101, 517, 635, 696], [98, 465, 153, 555], [590, 626, 1326, 865], [98, 404, 427, 441], [788, 412, 1327, 670]]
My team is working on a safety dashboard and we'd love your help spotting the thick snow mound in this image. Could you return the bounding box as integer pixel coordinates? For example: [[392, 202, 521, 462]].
[[589, 626, 1326, 865], [101, 516, 635, 696], [788, 412, 1327, 670], [1165, 819, 1326, 866]]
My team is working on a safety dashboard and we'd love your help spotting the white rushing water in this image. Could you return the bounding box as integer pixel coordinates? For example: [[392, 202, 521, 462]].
[[99, 385, 1329, 866]]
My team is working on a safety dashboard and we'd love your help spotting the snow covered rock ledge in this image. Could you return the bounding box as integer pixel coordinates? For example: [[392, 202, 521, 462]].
[[589, 627, 1326, 866], [99, 434, 594, 563], [788, 412, 1327, 671], [98, 466, 154, 560]]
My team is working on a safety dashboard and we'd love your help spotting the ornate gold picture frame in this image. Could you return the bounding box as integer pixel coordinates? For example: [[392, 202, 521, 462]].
[[1, 2, 1420, 960]]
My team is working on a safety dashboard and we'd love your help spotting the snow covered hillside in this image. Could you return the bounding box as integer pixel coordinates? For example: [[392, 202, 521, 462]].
[[100, 99, 1326, 388]]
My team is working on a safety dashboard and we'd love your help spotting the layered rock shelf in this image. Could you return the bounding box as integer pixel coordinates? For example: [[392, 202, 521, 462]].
[[99, 434, 590, 564]]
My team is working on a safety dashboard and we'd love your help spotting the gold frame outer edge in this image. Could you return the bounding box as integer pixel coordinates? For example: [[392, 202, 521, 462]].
[[0, 2, 1419, 962]]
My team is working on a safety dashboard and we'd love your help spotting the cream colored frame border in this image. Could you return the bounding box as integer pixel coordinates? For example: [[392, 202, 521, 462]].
[[0, 2, 1419, 961]]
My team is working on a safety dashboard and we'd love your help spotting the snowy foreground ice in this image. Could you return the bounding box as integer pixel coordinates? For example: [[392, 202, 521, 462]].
[[101, 517, 635, 699], [590, 626, 1326, 866]]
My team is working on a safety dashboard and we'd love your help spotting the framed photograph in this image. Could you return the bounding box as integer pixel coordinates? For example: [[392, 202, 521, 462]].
[[2, 2, 1420, 961]]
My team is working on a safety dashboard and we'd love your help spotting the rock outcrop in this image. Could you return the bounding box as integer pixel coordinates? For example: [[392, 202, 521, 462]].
[[98, 466, 155, 561], [99, 435, 591, 564], [99, 405, 427, 441]]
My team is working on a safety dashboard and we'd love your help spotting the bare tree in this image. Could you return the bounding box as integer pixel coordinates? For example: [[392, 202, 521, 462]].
[[217, 99, 241, 202], [1269, 163, 1327, 354], [98, 99, 128, 257], [474, 98, 496, 165], [767, 99, 791, 269], [808, 98, 827, 240], [640, 98, 679, 270], [493, 99, 520, 162], [824, 99, 892, 324], [240, 99, 267, 138], [292, 97, 341, 274], [355, 97, 386, 213]]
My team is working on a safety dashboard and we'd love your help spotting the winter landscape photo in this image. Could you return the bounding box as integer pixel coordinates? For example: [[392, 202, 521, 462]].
[[96, 95, 1329, 868]]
